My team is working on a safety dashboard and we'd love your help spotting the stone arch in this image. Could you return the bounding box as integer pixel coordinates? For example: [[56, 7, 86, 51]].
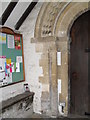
[[55, 2, 89, 38], [34, 2, 67, 38], [34, 2, 49, 38], [34, 2, 89, 38]]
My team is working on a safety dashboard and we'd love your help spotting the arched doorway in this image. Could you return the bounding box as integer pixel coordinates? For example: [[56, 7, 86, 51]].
[[34, 2, 89, 116], [70, 10, 90, 115]]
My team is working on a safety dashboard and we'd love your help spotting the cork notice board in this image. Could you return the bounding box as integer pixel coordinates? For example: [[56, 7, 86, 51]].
[[0, 27, 25, 87]]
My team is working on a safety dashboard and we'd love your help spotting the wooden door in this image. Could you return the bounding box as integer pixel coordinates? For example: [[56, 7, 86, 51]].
[[70, 11, 90, 115]]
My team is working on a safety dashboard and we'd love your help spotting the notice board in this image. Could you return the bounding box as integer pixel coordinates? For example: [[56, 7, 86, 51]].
[[0, 27, 25, 87]]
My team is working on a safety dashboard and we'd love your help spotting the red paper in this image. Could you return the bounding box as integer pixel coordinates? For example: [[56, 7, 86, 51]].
[[10, 64, 12, 73]]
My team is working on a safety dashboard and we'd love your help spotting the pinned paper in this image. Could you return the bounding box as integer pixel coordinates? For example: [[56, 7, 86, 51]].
[[7, 34, 15, 49], [14, 35, 21, 50], [0, 72, 5, 82], [58, 79, 61, 103], [10, 64, 12, 73], [16, 62, 20, 72], [6, 59, 11, 64], [58, 79, 61, 94], [57, 52, 61, 66], [0, 56, 6, 72], [14, 63, 16, 72], [6, 73, 12, 83], [16, 56, 22, 63], [11, 62, 14, 72], [0, 56, 6, 81], [5, 62, 7, 76], [7, 64, 10, 73], [0, 33, 6, 44]]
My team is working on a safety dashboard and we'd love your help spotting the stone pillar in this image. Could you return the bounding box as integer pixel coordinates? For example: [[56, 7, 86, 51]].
[[56, 37, 68, 115], [40, 41, 58, 116], [31, 37, 58, 116], [48, 42, 58, 116]]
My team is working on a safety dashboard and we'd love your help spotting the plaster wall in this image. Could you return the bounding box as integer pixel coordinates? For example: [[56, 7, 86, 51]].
[[0, 2, 43, 114]]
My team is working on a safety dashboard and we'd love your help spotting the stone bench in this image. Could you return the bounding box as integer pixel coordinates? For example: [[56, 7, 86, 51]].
[[0, 91, 34, 118]]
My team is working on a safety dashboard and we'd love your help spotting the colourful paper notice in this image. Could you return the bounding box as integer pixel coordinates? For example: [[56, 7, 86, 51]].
[[0, 56, 6, 58], [14, 35, 21, 50], [0, 33, 6, 44], [7, 64, 10, 73], [6, 59, 11, 64], [14, 63, 16, 72], [2, 33, 6, 41], [10, 64, 12, 73]]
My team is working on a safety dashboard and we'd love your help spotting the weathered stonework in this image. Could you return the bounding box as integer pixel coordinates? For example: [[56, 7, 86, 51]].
[[32, 37, 58, 116], [55, 2, 88, 36], [34, 2, 89, 116], [56, 38, 68, 115], [32, 36, 69, 116]]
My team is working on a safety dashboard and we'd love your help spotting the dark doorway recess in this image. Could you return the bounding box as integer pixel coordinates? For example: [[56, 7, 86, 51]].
[[70, 10, 90, 115]]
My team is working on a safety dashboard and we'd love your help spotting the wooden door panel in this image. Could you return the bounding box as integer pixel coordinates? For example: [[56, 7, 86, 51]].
[[70, 11, 89, 115]]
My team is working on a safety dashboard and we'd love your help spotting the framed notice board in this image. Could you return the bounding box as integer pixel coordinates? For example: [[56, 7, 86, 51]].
[[0, 27, 25, 87]]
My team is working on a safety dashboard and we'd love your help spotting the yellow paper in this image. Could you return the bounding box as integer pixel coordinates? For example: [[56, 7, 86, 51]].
[[2, 37, 6, 41], [0, 33, 6, 44], [2, 33, 6, 41], [0, 36, 2, 41], [6, 59, 11, 64]]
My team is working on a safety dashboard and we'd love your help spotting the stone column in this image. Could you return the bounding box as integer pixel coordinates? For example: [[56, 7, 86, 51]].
[[31, 37, 58, 116], [56, 37, 68, 115], [48, 41, 58, 116]]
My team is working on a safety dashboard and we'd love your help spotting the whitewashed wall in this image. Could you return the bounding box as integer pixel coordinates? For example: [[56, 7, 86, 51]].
[[0, 2, 43, 113]]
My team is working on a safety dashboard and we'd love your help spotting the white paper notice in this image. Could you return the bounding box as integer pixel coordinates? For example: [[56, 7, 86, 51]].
[[0, 56, 6, 83], [0, 72, 5, 82], [11, 62, 14, 72], [0, 56, 6, 72], [57, 52, 61, 66], [7, 34, 15, 49], [16, 62, 20, 72], [16, 56, 22, 63], [58, 79, 61, 94], [6, 73, 12, 83], [58, 79, 61, 103]]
